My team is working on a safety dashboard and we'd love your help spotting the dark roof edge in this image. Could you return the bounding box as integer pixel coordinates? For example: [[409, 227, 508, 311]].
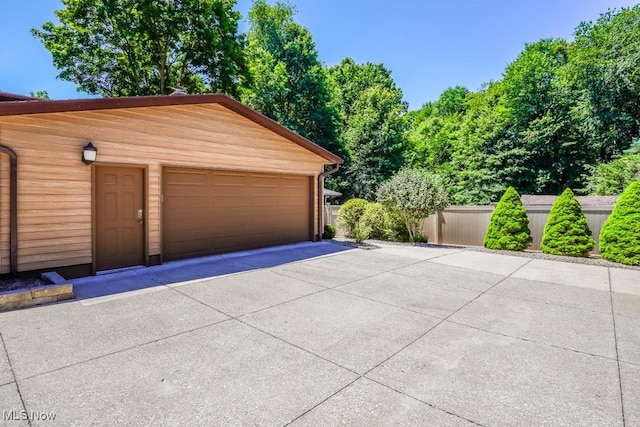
[[0, 93, 343, 164], [0, 91, 39, 101]]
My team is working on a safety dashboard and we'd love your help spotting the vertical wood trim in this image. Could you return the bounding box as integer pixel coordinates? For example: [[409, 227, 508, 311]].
[[9, 151, 17, 275], [143, 165, 149, 266], [309, 175, 315, 241], [91, 163, 97, 275]]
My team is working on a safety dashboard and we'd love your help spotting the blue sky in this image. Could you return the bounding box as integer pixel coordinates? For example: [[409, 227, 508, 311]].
[[0, 0, 637, 109]]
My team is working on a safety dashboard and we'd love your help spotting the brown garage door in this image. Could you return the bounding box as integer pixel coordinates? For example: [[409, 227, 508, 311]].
[[162, 167, 312, 261]]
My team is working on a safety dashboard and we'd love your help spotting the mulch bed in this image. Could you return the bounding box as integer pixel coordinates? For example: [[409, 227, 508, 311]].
[[0, 275, 47, 293]]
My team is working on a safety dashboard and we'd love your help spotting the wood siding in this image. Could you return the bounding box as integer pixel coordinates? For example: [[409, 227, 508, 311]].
[[0, 103, 326, 273]]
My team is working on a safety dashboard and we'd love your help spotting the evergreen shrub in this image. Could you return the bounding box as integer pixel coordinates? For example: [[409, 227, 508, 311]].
[[599, 181, 640, 265], [483, 187, 532, 251], [541, 188, 595, 257]]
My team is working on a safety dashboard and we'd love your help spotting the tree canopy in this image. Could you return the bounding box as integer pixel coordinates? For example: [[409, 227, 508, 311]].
[[327, 58, 407, 200], [406, 5, 640, 204], [239, 0, 340, 156], [33, 0, 248, 97]]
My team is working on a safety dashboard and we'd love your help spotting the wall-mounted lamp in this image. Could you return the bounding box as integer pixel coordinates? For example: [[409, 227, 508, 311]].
[[82, 142, 97, 165]]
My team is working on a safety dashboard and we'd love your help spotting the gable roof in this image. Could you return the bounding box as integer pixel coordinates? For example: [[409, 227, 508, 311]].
[[521, 194, 618, 206], [0, 93, 343, 164], [0, 91, 39, 102]]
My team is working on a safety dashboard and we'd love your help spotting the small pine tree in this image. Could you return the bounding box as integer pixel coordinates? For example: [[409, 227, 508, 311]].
[[599, 181, 640, 265], [541, 188, 595, 257], [484, 187, 532, 251]]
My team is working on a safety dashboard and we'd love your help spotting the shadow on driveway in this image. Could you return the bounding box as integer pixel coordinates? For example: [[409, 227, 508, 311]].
[[72, 241, 352, 300]]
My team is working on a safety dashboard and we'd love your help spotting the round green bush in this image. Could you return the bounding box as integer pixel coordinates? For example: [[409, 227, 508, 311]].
[[484, 187, 532, 251], [541, 188, 595, 257], [360, 203, 388, 239], [599, 181, 640, 265], [322, 224, 336, 239], [351, 221, 371, 243], [337, 198, 369, 237], [384, 209, 411, 242]]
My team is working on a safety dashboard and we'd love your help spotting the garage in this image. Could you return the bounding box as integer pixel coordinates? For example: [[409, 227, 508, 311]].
[[0, 93, 342, 277], [162, 167, 312, 261]]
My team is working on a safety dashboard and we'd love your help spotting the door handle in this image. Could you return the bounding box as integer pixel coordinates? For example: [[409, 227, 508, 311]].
[[137, 209, 144, 224]]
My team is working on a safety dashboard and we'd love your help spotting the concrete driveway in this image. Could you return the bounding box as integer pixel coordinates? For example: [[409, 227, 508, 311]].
[[0, 242, 638, 426]]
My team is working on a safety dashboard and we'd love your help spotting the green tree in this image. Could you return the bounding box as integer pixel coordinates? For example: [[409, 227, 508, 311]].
[[327, 58, 401, 124], [407, 87, 468, 171], [423, 82, 508, 205], [402, 6, 640, 205], [29, 90, 50, 99], [498, 38, 594, 194], [33, 0, 248, 97], [584, 153, 640, 195], [599, 181, 640, 265], [377, 169, 449, 241], [567, 6, 640, 160], [540, 188, 595, 257], [339, 85, 407, 199], [240, 0, 341, 156], [326, 58, 407, 200], [484, 187, 532, 251]]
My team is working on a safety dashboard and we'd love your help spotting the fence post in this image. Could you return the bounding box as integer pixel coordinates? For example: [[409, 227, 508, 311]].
[[432, 213, 442, 244]]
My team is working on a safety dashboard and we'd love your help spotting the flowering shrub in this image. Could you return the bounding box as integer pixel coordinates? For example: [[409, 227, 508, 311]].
[[377, 169, 449, 240]]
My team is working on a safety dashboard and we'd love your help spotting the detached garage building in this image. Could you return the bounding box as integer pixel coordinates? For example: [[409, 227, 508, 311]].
[[0, 94, 342, 277]]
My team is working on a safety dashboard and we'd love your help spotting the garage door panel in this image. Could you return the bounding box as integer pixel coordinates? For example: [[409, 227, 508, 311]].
[[249, 175, 279, 187], [213, 173, 248, 186], [250, 187, 282, 199], [281, 176, 306, 185], [280, 197, 307, 207], [165, 170, 208, 185], [211, 218, 253, 233], [163, 168, 311, 261], [163, 198, 210, 211], [164, 224, 213, 240], [208, 187, 249, 198]]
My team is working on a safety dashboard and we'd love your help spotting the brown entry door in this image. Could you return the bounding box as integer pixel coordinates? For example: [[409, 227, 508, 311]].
[[96, 166, 145, 271]]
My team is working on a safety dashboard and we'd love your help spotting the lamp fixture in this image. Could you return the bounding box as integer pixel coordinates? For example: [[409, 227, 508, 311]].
[[82, 142, 97, 165]]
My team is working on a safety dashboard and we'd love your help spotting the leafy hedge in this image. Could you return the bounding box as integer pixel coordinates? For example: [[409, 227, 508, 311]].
[[541, 188, 595, 257], [361, 202, 388, 239], [599, 181, 640, 265], [337, 198, 368, 238], [484, 187, 532, 251], [336, 199, 415, 243]]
